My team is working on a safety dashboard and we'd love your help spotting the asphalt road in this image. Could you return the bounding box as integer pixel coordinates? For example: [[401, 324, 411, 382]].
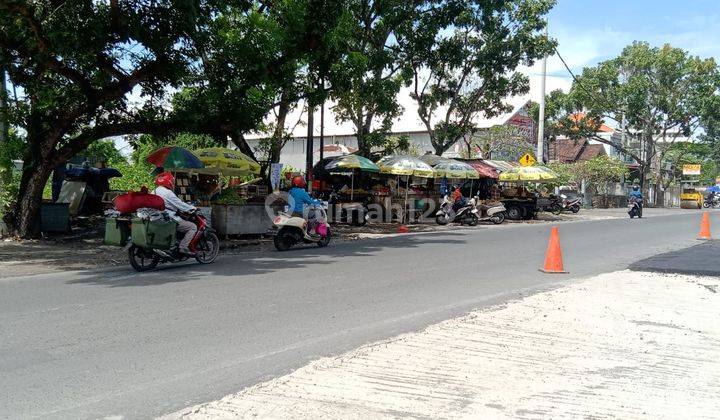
[[0, 211, 712, 419]]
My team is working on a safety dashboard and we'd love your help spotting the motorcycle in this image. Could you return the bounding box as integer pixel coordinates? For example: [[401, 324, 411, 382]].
[[127, 210, 220, 272], [436, 195, 479, 226], [628, 197, 643, 219], [273, 203, 331, 251], [536, 194, 563, 215], [703, 193, 720, 208], [473, 198, 507, 224], [561, 194, 582, 213]]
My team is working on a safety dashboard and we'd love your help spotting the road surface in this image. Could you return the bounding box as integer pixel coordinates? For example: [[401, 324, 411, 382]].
[[0, 211, 710, 419]]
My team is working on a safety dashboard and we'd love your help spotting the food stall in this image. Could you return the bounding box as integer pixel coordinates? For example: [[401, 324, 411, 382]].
[[375, 155, 435, 223], [146, 146, 269, 237], [323, 155, 379, 226], [497, 165, 559, 220]]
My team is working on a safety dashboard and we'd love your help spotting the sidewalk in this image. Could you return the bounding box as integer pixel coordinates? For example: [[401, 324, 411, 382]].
[[162, 269, 720, 419]]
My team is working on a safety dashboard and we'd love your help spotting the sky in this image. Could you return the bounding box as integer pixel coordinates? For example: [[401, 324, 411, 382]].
[[108, 1, 720, 152], [530, 0, 720, 92]]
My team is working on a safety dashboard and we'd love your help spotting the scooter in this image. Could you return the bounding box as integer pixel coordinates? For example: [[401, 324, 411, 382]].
[[561, 194, 582, 213], [472, 197, 507, 224], [273, 203, 331, 251], [127, 210, 220, 272], [628, 198, 643, 219], [436, 195, 479, 226]]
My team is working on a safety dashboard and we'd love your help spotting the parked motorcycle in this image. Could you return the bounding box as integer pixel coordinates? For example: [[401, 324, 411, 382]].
[[628, 197, 643, 219], [560, 194, 582, 213], [536, 194, 563, 215], [127, 210, 220, 272], [436, 195, 479, 226], [473, 198, 507, 224], [273, 203, 331, 251], [703, 193, 720, 208]]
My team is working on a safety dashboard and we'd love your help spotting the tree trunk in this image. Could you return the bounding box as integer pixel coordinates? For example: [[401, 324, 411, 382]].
[[15, 160, 52, 238]]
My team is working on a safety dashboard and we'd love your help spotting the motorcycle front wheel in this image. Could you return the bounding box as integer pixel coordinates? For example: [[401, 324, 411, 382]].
[[703, 202, 710, 208], [128, 245, 160, 272], [571, 205, 580, 213], [491, 212, 506, 225], [551, 204, 563, 215], [195, 232, 220, 264], [436, 213, 450, 225], [274, 230, 294, 251]]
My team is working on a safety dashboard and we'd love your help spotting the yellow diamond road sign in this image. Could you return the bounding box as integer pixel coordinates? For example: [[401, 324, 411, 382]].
[[519, 153, 536, 167]]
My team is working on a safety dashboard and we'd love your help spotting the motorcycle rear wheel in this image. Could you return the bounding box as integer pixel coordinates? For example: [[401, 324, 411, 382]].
[[317, 228, 331, 247], [551, 204, 563, 215], [128, 245, 159, 272], [195, 232, 220, 264]]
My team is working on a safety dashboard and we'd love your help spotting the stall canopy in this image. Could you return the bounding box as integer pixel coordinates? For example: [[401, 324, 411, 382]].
[[499, 166, 558, 182], [147, 147, 204, 170], [194, 147, 261, 175], [484, 160, 518, 173], [325, 155, 379, 200], [318, 144, 357, 157], [419, 155, 479, 179], [463, 161, 499, 179], [377, 155, 435, 178], [325, 154, 379, 173]]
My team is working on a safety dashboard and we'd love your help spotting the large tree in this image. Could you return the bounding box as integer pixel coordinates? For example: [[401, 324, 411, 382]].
[[171, 0, 354, 166], [550, 42, 720, 201], [406, 0, 555, 156], [330, 0, 421, 157], [0, 0, 204, 237]]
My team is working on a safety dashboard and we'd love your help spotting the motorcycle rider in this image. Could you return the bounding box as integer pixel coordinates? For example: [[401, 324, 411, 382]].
[[153, 171, 197, 255], [288, 176, 322, 233], [628, 184, 643, 218], [451, 184, 467, 213]]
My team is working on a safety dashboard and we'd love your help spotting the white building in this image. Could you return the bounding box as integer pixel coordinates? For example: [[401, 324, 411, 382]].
[[245, 87, 542, 171]]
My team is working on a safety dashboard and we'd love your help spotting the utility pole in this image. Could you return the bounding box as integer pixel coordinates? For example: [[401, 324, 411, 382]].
[[0, 63, 7, 145], [305, 100, 314, 192], [536, 23, 548, 163], [319, 79, 325, 163]]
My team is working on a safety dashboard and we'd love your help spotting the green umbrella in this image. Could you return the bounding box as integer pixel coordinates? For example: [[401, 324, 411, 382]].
[[325, 155, 380, 200], [325, 155, 380, 173]]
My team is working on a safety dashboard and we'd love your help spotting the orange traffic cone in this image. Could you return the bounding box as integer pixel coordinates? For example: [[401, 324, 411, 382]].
[[539, 226, 568, 274], [698, 212, 712, 240], [397, 224, 409, 234]]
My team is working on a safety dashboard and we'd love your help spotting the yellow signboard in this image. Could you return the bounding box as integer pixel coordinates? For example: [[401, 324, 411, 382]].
[[682, 164, 701, 176], [519, 153, 536, 167]]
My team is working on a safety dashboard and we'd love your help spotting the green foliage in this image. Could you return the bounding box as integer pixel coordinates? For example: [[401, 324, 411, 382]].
[[214, 188, 247, 206], [406, 0, 556, 155], [552, 42, 720, 190], [83, 140, 127, 166], [330, 0, 416, 156], [109, 161, 155, 192], [547, 156, 628, 194], [466, 125, 535, 161], [0, 129, 25, 216]]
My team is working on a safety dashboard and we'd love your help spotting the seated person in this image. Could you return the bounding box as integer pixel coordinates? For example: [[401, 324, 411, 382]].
[[153, 172, 197, 255], [288, 176, 322, 233]]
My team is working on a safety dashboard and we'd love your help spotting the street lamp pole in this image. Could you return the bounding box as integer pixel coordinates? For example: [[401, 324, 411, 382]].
[[536, 23, 548, 164]]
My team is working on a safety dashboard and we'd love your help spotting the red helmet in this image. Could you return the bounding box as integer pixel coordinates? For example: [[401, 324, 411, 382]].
[[155, 171, 175, 189], [292, 176, 307, 188]]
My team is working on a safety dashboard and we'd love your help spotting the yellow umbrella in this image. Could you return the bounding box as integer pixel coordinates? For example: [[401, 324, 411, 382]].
[[376, 155, 435, 178], [499, 166, 558, 182], [194, 148, 261, 175]]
